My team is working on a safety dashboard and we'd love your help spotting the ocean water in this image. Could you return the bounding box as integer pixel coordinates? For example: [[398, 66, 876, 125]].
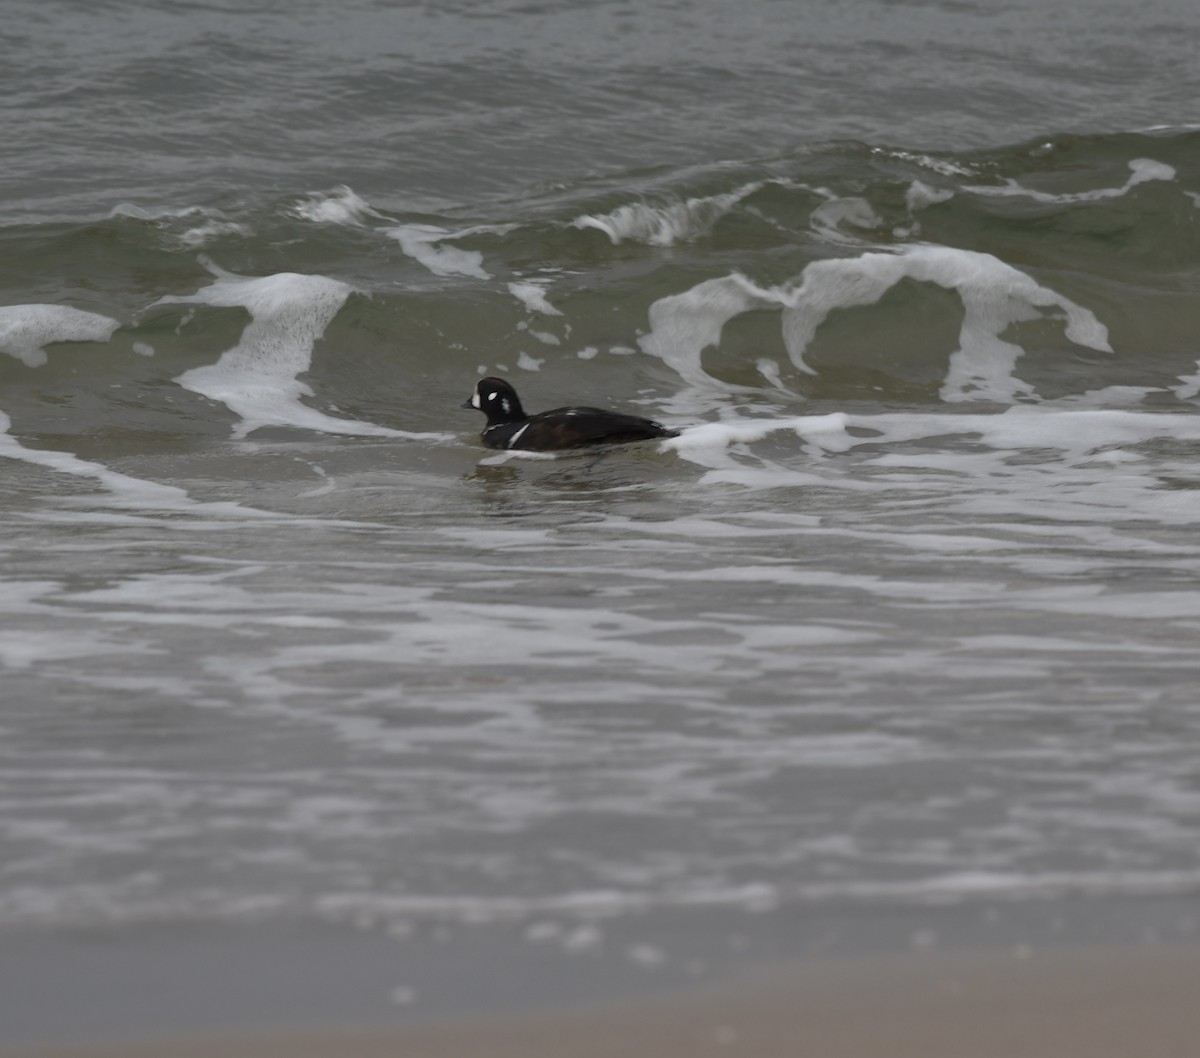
[[2, 0, 1200, 980]]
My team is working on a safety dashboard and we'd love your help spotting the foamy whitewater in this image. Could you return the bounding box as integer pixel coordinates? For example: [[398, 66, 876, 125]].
[[2, 0, 1200, 982]]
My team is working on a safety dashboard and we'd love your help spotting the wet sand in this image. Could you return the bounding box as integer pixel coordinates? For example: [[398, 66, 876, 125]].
[[10, 941, 1199, 1058]]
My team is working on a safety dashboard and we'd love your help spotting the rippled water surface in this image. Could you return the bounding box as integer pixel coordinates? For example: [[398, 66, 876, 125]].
[[2, 0, 1199, 949]]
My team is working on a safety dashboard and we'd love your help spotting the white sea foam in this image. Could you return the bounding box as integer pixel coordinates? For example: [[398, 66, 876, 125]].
[[477, 448, 559, 465], [641, 244, 1111, 402], [6, 477, 1200, 931], [177, 219, 253, 248], [964, 158, 1176, 204], [110, 202, 169, 221], [905, 180, 955, 212], [288, 185, 382, 226], [572, 182, 772, 246], [0, 582, 154, 670], [0, 408, 281, 518], [110, 203, 252, 247], [0, 304, 119, 367], [641, 273, 779, 393], [872, 148, 976, 178], [659, 406, 1200, 532], [6, 864, 1200, 930], [289, 189, 497, 280], [665, 407, 1200, 461], [666, 413, 854, 456], [109, 202, 212, 222], [1172, 367, 1200, 401], [808, 196, 883, 242], [162, 265, 436, 439], [387, 224, 489, 279], [508, 280, 563, 316]]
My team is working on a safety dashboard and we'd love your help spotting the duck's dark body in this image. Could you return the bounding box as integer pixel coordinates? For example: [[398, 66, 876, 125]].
[[464, 376, 678, 451]]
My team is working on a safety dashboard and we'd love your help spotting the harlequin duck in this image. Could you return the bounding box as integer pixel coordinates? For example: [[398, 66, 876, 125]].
[[463, 376, 679, 451]]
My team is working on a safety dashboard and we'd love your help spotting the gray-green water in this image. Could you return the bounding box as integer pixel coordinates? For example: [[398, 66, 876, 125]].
[[2, 0, 1200, 1034]]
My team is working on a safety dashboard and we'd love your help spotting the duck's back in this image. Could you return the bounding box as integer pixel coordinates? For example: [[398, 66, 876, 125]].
[[484, 406, 678, 450]]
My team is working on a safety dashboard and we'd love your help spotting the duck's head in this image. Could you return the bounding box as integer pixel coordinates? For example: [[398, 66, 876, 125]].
[[463, 376, 526, 423]]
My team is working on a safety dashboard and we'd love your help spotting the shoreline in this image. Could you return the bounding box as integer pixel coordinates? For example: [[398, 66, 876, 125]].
[[4, 894, 1200, 1056], [8, 940, 1200, 1058]]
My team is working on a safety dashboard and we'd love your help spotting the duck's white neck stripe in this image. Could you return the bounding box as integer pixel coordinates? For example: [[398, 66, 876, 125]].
[[506, 424, 529, 449]]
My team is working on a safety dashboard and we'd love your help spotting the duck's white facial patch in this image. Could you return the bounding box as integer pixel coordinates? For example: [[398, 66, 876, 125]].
[[501, 398, 513, 415], [487, 391, 499, 401], [470, 391, 483, 409]]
